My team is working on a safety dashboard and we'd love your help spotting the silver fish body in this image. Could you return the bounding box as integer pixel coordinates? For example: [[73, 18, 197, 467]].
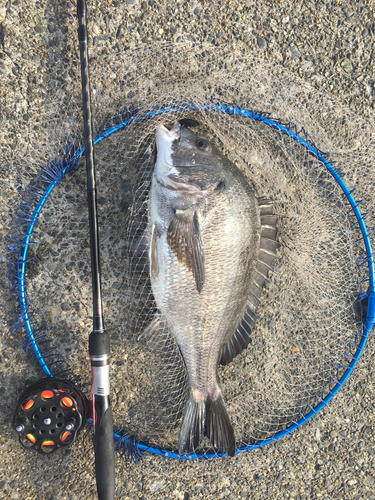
[[147, 121, 278, 456]]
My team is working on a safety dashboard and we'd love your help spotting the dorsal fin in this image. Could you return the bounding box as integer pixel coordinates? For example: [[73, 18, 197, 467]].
[[220, 198, 279, 365]]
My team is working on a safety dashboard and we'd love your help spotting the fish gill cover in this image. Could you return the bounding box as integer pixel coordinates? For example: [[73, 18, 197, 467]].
[[5, 43, 375, 457]]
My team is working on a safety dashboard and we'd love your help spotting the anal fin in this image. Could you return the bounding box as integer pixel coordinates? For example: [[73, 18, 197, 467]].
[[220, 301, 256, 365], [167, 208, 205, 293]]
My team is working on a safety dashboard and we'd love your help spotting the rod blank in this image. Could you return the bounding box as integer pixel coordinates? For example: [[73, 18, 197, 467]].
[[77, 1, 115, 499]]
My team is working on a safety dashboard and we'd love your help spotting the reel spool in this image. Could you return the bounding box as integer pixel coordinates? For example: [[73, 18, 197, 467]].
[[13, 378, 89, 454]]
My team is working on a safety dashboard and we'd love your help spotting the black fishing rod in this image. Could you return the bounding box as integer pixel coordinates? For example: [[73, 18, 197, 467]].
[[77, 1, 115, 498]]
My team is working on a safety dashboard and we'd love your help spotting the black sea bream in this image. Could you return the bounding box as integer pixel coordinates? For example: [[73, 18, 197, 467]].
[[147, 120, 278, 456]]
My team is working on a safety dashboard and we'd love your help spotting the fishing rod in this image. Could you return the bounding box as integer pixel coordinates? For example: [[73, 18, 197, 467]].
[[77, 0, 115, 498], [12, 2, 115, 496]]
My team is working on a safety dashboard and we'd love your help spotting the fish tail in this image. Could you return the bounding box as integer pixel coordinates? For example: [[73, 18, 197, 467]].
[[206, 393, 236, 457], [178, 390, 235, 457]]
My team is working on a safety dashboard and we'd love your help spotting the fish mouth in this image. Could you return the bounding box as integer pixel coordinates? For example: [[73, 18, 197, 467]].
[[156, 121, 181, 141]]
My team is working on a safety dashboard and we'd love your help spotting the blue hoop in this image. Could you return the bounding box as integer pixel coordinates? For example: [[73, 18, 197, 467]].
[[10, 100, 375, 460]]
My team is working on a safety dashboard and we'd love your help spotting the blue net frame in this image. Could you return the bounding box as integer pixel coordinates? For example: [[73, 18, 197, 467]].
[[8, 99, 375, 461]]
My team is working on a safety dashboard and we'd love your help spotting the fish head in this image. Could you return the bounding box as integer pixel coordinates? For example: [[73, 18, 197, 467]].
[[155, 121, 226, 194]]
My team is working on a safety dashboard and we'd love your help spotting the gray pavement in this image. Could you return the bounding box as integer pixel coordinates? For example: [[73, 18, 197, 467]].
[[1, 1, 375, 499]]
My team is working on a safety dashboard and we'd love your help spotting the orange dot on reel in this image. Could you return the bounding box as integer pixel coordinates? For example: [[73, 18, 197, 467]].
[[26, 434, 36, 444], [61, 431, 71, 442], [22, 399, 35, 411], [41, 390, 54, 401], [61, 397, 73, 409], [42, 439, 55, 446]]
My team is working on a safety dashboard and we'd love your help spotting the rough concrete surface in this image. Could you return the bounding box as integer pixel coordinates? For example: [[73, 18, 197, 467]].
[[1, 1, 375, 499]]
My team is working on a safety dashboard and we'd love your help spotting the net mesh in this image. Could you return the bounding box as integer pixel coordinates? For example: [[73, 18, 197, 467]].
[[4, 43, 375, 456]]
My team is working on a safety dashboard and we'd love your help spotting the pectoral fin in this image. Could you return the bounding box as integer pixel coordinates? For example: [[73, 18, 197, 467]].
[[167, 208, 205, 293]]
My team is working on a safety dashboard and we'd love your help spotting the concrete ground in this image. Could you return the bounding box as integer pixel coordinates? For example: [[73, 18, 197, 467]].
[[1, 1, 375, 499]]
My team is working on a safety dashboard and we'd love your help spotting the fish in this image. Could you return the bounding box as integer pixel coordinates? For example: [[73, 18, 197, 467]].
[[146, 119, 278, 456]]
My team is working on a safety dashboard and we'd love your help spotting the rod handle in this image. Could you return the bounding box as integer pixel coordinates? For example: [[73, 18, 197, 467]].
[[93, 405, 115, 500]]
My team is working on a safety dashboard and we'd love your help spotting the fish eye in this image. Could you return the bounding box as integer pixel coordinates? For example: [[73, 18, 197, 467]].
[[196, 139, 208, 151]]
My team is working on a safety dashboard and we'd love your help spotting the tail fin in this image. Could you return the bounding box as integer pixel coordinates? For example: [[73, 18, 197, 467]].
[[178, 390, 235, 457], [178, 393, 206, 454], [206, 395, 235, 456]]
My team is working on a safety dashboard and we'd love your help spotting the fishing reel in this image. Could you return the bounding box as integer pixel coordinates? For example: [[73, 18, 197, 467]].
[[13, 378, 90, 454]]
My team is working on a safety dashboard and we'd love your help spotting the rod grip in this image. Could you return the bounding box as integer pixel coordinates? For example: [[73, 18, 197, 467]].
[[93, 405, 115, 500], [89, 330, 110, 356]]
